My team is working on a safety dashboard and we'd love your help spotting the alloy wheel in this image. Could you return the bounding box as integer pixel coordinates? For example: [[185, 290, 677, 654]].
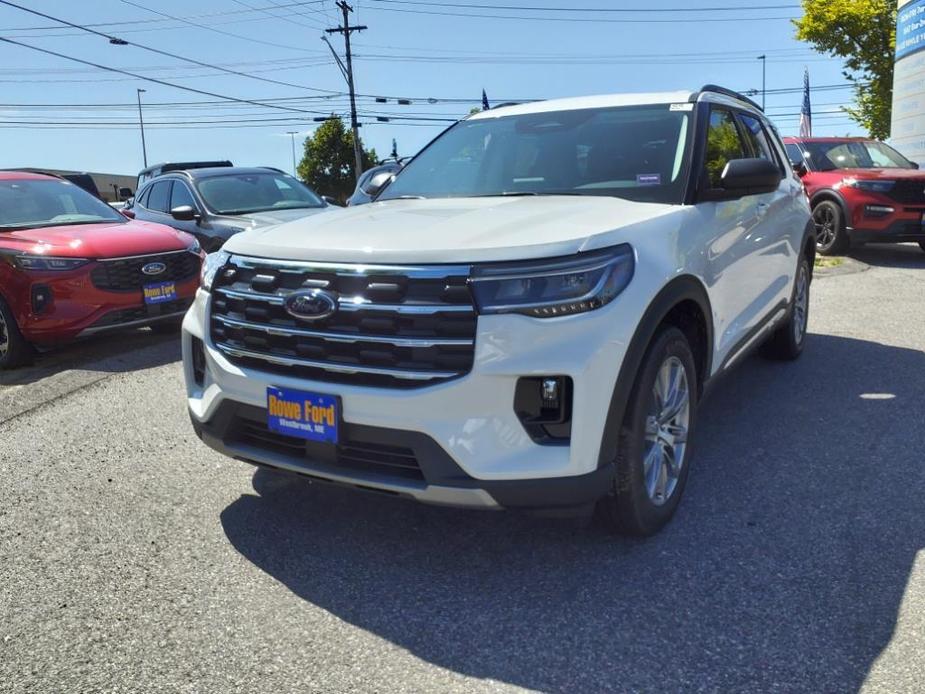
[[792, 264, 809, 344], [643, 356, 691, 506], [813, 206, 836, 250]]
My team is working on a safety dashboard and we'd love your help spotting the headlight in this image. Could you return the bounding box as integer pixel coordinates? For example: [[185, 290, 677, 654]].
[[470, 244, 634, 317], [200, 250, 230, 291], [843, 178, 896, 193], [12, 255, 90, 271]]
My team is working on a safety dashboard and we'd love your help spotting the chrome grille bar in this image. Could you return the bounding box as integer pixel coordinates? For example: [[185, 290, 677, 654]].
[[214, 286, 474, 314], [213, 314, 473, 347], [215, 342, 459, 381]]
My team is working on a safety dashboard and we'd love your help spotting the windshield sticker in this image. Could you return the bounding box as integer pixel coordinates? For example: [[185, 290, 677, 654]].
[[636, 173, 661, 186], [670, 103, 694, 111]]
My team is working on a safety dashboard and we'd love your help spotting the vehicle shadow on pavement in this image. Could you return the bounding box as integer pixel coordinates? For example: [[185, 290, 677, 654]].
[[0, 329, 180, 387], [850, 242, 925, 270], [220, 333, 925, 692]]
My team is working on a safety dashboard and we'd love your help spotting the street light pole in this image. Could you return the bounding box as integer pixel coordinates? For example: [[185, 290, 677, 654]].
[[136, 88, 148, 167], [286, 131, 299, 177], [757, 55, 766, 110]]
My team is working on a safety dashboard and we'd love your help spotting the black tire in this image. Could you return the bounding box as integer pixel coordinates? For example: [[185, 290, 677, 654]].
[[595, 326, 698, 536], [148, 316, 184, 334], [812, 200, 849, 256], [918, 241, 925, 254], [0, 294, 35, 369], [762, 258, 811, 361]]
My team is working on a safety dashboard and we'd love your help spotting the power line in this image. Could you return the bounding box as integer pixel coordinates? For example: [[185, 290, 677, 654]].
[[366, 3, 797, 23], [115, 0, 331, 55], [0, 36, 338, 115], [0, 0, 343, 95], [369, 0, 801, 12], [230, 0, 328, 31]]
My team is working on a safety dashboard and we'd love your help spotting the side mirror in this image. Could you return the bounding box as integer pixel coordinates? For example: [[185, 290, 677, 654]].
[[118, 187, 134, 201], [720, 158, 782, 195], [322, 195, 342, 207], [910, 161, 920, 170], [170, 205, 199, 221], [791, 161, 808, 177], [361, 171, 394, 198]]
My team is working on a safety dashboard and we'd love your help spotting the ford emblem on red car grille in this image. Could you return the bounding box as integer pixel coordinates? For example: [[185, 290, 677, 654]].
[[284, 289, 337, 321], [141, 262, 167, 276]]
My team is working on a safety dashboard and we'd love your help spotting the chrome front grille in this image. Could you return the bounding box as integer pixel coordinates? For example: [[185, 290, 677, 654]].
[[209, 256, 477, 388]]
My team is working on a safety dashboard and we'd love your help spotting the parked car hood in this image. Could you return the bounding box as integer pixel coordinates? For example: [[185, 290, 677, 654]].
[[829, 168, 925, 180], [0, 220, 194, 259], [216, 206, 331, 229], [224, 196, 676, 263]]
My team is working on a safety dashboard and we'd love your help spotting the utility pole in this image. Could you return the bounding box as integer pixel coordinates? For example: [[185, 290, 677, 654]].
[[136, 88, 148, 167], [757, 55, 766, 110], [326, 1, 366, 182], [286, 131, 299, 177]]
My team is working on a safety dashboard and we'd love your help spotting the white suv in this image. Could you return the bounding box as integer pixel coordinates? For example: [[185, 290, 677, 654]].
[[183, 86, 813, 535]]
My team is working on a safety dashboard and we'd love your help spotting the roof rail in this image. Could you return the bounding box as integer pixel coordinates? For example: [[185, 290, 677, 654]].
[[693, 84, 763, 112]]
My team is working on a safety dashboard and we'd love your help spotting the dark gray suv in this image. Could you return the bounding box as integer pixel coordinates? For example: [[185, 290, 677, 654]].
[[127, 167, 332, 252]]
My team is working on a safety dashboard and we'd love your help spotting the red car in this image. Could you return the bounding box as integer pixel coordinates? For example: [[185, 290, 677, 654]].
[[0, 171, 203, 369], [783, 136, 925, 255]]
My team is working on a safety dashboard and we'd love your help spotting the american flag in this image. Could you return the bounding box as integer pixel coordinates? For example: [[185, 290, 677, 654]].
[[799, 68, 812, 138]]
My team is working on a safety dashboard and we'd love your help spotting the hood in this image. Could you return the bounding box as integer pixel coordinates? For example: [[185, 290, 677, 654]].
[[828, 167, 925, 181], [216, 206, 332, 230], [0, 219, 194, 259], [224, 196, 675, 263]]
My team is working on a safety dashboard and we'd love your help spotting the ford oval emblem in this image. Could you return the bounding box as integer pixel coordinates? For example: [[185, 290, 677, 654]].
[[284, 289, 337, 321], [141, 261, 167, 276]]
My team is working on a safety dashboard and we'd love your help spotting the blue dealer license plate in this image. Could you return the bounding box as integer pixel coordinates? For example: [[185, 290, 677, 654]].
[[143, 281, 178, 305], [266, 386, 339, 444]]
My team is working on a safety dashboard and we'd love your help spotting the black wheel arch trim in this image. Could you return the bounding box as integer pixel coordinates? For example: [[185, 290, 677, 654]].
[[596, 275, 714, 470], [810, 188, 850, 224]]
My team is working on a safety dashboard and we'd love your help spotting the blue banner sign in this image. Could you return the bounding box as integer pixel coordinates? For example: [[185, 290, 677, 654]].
[[897, 0, 925, 60]]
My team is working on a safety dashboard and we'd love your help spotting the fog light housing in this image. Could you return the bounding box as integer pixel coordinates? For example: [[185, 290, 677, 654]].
[[191, 336, 206, 386], [864, 204, 894, 218], [31, 284, 53, 314], [514, 376, 572, 444]]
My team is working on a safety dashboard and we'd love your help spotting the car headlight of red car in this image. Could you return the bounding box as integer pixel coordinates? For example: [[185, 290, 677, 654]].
[[842, 178, 896, 193], [7, 254, 90, 271]]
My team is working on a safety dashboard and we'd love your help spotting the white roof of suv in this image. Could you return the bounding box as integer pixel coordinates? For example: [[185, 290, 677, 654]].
[[468, 88, 759, 120]]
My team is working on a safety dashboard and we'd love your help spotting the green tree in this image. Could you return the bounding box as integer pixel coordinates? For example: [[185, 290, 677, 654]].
[[794, 0, 897, 139], [296, 117, 377, 203]]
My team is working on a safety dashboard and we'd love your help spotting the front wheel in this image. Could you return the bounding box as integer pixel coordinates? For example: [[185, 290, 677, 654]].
[[0, 295, 34, 369], [596, 326, 698, 536], [813, 200, 849, 256]]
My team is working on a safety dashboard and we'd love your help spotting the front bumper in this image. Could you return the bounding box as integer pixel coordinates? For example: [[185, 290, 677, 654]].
[[11, 268, 199, 344], [182, 285, 638, 511]]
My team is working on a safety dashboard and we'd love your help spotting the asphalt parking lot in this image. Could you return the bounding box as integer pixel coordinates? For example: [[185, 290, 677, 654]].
[[1, 245, 923, 693]]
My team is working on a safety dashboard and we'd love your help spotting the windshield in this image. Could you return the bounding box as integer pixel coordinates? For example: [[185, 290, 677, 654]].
[[801, 140, 914, 171], [0, 178, 126, 230], [195, 172, 324, 215], [380, 105, 692, 204]]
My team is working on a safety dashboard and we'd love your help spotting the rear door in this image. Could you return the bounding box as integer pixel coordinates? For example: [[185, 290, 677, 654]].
[[135, 179, 176, 228]]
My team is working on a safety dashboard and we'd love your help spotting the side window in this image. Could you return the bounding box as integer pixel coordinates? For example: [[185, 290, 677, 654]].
[[170, 181, 196, 210], [784, 143, 804, 165], [136, 185, 150, 207], [738, 114, 781, 172], [703, 108, 746, 188], [146, 181, 172, 212]]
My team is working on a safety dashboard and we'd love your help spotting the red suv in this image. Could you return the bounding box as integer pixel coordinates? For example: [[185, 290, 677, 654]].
[[783, 137, 925, 255], [0, 172, 203, 369]]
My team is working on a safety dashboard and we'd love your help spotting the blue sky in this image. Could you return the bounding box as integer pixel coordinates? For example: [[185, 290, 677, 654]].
[[0, 0, 858, 178]]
